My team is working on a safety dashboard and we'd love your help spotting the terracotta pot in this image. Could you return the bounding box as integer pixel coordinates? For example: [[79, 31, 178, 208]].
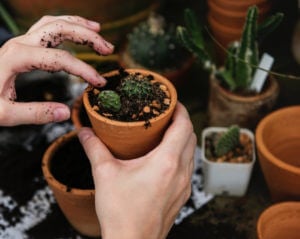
[[119, 49, 194, 89], [207, 0, 272, 63], [208, 0, 271, 28], [42, 130, 100, 237], [210, 0, 270, 12], [71, 94, 92, 129], [208, 74, 279, 130], [201, 127, 255, 196], [8, 0, 160, 47], [257, 201, 300, 239], [207, 14, 242, 62], [83, 68, 177, 159], [256, 106, 300, 202]]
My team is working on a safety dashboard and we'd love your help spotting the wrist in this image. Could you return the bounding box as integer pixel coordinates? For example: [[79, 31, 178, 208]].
[[101, 218, 163, 239]]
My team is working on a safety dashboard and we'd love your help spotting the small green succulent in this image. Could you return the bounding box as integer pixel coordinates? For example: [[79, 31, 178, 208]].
[[119, 73, 153, 99], [215, 125, 240, 157], [127, 12, 188, 70], [98, 90, 121, 112]]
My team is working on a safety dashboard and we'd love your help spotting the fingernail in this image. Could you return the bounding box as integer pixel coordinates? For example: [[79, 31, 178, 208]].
[[53, 107, 70, 122], [103, 40, 114, 50], [95, 74, 107, 87], [87, 20, 100, 28]]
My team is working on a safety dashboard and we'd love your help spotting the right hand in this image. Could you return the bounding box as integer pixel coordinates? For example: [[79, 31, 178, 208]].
[[78, 102, 196, 239]]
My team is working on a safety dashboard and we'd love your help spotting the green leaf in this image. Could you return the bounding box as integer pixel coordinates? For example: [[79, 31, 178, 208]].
[[257, 12, 284, 40]]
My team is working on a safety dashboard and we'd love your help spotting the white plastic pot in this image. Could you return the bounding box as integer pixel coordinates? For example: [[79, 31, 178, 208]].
[[201, 127, 255, 196]]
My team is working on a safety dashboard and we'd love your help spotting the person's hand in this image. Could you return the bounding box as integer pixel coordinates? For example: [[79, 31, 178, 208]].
[[0, 15, 114, 126], [78, 102, 196, 239]]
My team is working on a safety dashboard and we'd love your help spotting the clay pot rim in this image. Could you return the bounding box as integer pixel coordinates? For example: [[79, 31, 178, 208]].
[[208, 0, 271, 18], [210, 74, 279, 102], [211, 0, 268, 6], [42, 130, 95, 195], [208, 14, 242, 35], [256, 106, 300, 175], [201, 126, 256, 166], [83, 68, 177, 127], [257, 201, 300, 238], [71, 94, 84, 129]]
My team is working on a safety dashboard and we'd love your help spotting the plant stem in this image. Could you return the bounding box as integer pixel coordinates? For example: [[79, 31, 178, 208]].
[[0, 2, 20, 36]]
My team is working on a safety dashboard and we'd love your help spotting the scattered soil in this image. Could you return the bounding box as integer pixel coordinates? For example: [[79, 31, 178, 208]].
[[87, 68, 170, 125], [204, 132, 253, 163], [50, 137, 94, 190]]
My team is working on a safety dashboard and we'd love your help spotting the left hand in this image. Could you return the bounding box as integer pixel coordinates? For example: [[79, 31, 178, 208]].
[[0, 15, 114, 126]]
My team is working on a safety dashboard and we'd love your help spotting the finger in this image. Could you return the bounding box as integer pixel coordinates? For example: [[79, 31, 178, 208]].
[[27, 15, 101, 33], [1, 43, 106, 87], [77, 127, 114, 168], [20, 19, 113, 55], [158, 102, 194, 157], [0, 100, 70, 126]]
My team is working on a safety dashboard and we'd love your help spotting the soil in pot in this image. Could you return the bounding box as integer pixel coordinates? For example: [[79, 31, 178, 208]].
[[50, 136, 94, 191], [87, 68, 171, 125]]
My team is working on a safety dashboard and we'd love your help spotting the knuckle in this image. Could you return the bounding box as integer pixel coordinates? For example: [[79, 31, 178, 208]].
[[162, 154, 179, 174], [1, 41, 20, 56], [34, 106, 53, 124], [40, 15, 54, 22]]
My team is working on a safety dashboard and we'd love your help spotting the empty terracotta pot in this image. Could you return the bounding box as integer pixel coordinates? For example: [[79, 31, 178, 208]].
[[83, 68, 177, 160], [42, 130, 100, 237], [257, 201, 300, 239], [256, 106, 300, 202]]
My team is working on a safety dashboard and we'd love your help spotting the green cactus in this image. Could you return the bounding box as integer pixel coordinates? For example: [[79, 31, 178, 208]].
[[177, 6, 284, 92], [119, 73, 153, 99], [98, 90, 121, 113], [127, 12, 188, 70], [215, 125, 240, 157]]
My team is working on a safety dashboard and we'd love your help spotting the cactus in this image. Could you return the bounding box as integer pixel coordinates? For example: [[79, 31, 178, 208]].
[[98, 90, 121, 113], [127, 12, 188, 70], [119, 73, 153, 99], [215, 125, 240, 157], [177, 6, 284, 92]]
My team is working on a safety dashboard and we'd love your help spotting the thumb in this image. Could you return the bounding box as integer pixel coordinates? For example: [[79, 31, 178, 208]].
[[77, 127, 114, 168]]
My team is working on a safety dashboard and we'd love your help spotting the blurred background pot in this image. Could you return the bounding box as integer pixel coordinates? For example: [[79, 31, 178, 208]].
[[119, 12, 193, 88], [256, 106, 300, 202], [257, 201, 300, 239], [71, 94, 91, 129], [207, 0, 272, 63], [7, 0, 161, 48], [42, 130, 100, 237], [208, 75, 279, 130]]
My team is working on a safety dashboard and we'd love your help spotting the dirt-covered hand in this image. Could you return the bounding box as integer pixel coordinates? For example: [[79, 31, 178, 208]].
[[0, 15, 114, 126]]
